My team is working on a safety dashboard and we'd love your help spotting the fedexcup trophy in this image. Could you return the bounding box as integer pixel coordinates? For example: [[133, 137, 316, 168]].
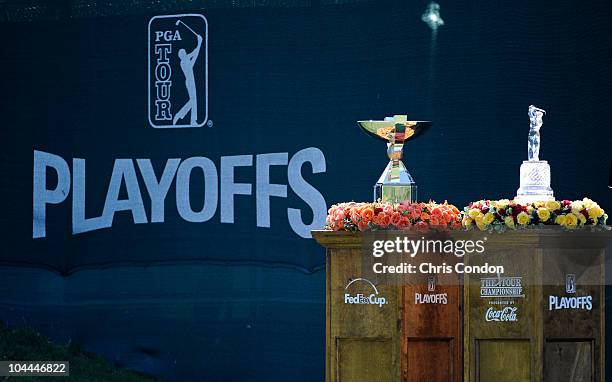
[[357, 115, 432, 203], [515, 105, 555, 203]]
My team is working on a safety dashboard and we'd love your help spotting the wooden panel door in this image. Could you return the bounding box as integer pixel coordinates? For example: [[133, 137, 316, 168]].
[[544, 340, 593, 381], [405, 338, 453, 382], [337, 338, 394, 382], [477, 340, 531, 382], [402, 271, 461, 382]]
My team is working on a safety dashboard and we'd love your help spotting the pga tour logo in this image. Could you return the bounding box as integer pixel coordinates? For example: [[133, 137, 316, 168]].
[[566, 274, 576, 294], [427, 275, 436, 292], [148, 14, 208, 128], [344, 278, 387, 308]]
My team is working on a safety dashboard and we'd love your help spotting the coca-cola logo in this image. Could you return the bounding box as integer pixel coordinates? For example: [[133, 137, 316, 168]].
[[485, 306, 518, 322]]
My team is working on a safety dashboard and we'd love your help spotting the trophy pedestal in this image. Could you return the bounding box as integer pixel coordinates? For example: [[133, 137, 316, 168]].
[[374, 161, 417, 203], [515, 160, 554, 203]]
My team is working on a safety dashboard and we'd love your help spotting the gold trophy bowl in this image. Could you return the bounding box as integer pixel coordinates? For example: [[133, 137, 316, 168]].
[[357, 115, 432, 203]]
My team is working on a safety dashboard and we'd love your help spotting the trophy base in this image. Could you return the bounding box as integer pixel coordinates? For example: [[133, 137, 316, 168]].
[[374, 161, 417, 203], [514, 190, 555, 204], [375, 183, 417, 203], [515, 160, 555, 204]]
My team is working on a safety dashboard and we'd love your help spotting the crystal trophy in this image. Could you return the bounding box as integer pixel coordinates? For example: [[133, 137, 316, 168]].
[[357, 115, 432, 203], [515, 105, 555, 203]]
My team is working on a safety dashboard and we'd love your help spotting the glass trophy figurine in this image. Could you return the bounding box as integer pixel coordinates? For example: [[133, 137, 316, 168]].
[[515, 105, 555, 203], [357, 115, 432, 203]]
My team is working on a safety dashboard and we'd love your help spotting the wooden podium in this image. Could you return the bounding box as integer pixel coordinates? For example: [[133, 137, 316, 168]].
[[313, 229, 610, 382], [312, 231, 462, 382]]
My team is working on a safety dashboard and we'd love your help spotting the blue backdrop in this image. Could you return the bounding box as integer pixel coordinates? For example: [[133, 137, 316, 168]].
[[0, 1, 611, 381]]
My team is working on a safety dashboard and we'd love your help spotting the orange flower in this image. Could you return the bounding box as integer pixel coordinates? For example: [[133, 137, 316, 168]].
[[430, 215, 440, 226], [332, 209, 345, 222], [372, 213, 381, 226], [357, 219, 369, 231], [350, 208, 361, 223], [378, 213, 391, 227], [390, 212, 402, 226], [396, 204, 408, 214], [360, 207, 374, 222], [398, 217, 411, 229]]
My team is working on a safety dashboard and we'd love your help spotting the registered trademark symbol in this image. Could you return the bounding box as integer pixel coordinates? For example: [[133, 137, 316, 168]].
[[207, 120, 214, 127]]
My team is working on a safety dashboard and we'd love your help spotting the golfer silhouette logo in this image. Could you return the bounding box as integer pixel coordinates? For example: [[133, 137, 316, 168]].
[[148, 14, 208, 128]]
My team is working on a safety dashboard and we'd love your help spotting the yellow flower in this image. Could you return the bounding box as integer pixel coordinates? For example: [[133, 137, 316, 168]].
[[504, 216, 515, 228], [582, 198, 596, 209], [468, 209, 480, 219], [587, 206, 604, 219], [577, 213, 587, 225], [495, 199, 510, 209], [544, 200, 561, 211], [534, 201, 545, 208], [555, 214, 567, 226], [565, 213, 578, 227], [462, 216, 473, 228], [537, 208, 550, 222], [484, 212, 495, 225], [517, 211, 531, 226], [475, 214, 488, 230]]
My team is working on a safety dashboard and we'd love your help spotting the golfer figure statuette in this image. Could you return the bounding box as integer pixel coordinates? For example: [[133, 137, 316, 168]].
[[358, 115, 432, 203], [515, 105, 555, 203]]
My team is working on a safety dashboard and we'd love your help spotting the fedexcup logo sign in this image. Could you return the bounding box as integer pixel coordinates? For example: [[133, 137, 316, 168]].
[[148, 14, 208, 128], [344, 278, 387, 308]]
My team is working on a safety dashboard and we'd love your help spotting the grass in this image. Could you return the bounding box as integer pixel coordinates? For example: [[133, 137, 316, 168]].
[[0, 323, 159, 381]]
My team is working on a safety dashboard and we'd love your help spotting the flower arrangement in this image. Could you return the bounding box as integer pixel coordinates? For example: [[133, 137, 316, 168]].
[[461, 198, 608, 231], [325, 201, 461, 232]]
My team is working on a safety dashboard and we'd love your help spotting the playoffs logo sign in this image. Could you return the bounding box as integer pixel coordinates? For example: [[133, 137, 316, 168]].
[[415, 275, 448, 304], [548, 274, 593, 311], [148, 14, 208, 128]]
